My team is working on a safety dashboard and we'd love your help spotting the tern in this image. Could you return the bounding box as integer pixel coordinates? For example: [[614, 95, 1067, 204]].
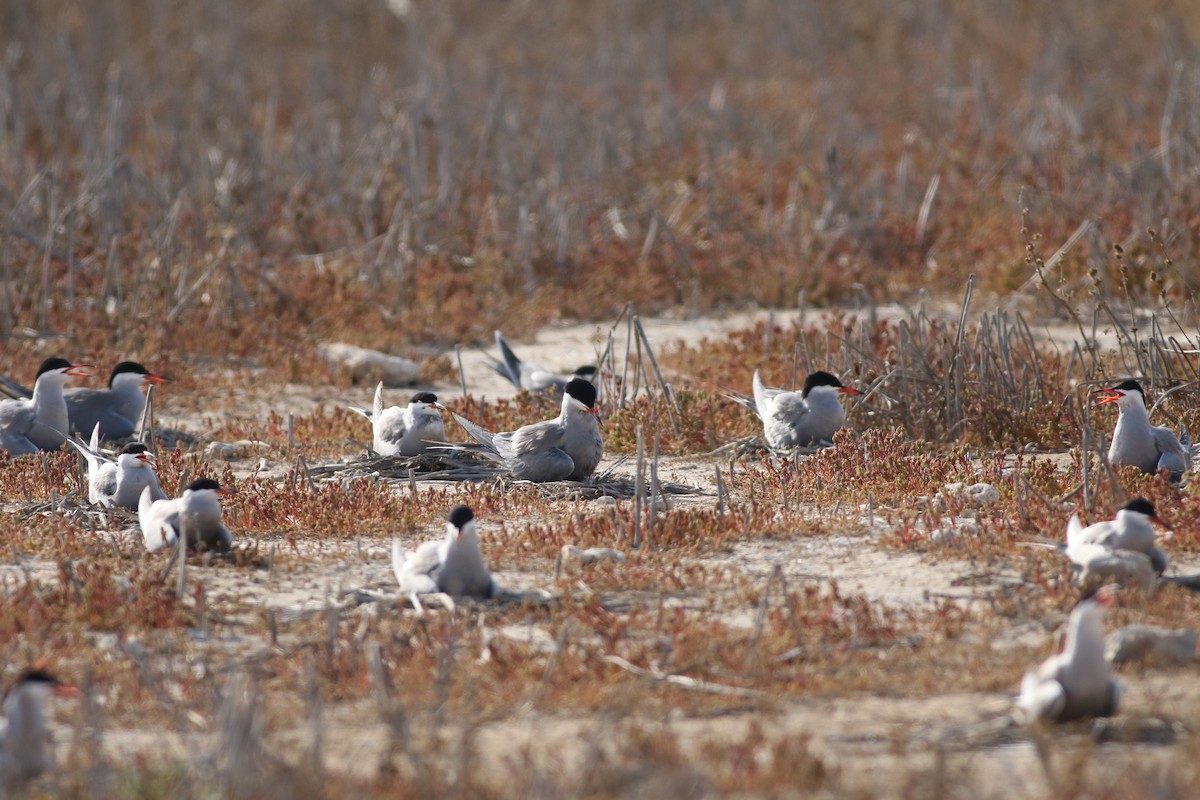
[[67, 361, 167, 440], [139, 478, 235, 553], [67, 423, 168, 509], [1015, 587, 1121, 723], [0, 669, 79, 793], [0, 358, 90, 455], [1067, 497, 1170, 575], [349, 384, 447, 457], [393, 504, 495, 607], [452, 378, 603, 481], [492, 330, 597, 394], [1094, 380, 1193, 480], [729, 369, 859, 449]]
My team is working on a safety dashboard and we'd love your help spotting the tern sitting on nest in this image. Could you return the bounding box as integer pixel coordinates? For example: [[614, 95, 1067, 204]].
[[66, 423, 168, 510], [139, 478, 236, 554], [349, 383, 447, 457], [451, 378, 603, 482], [1093, 380, 1195, 481], [393, 504, 495, 610]]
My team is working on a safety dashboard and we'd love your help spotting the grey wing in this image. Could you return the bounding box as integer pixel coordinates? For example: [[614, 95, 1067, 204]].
[[0, 400, 37, 455], [494, 331, 524, 388], [453, 413, 498, 454], [0, 375, 31, 400], [506, 419, 566, 457], [374, 407, 410, 445], [91, 462, 120, 504], [723, 387, 761, 420], [1152, 425, 1190, 476], [769, 392, 810, 424], [67, 391, 135, 438], [751, 370, 783, 414]]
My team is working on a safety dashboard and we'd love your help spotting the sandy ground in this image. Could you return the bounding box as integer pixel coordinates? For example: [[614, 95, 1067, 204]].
[[12, 306, 1200, 797]]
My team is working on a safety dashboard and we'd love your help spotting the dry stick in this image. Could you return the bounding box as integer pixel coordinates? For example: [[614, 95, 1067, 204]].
[[455, 344, 468, 398], [746, 565, 783, 665], [620, 308, 634, 409], [763, 309, 775, 360], [632, 426, 645, 549], [287, 413, 295, 450], [138, 385, 155, 446], [600, 655, 765, 699], [714, 465, 727, 514], [175, 517, 188, 602], [634, 316, 681, 433]]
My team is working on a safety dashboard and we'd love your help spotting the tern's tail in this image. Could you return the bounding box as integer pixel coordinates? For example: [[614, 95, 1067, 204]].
[[451, 413, 500, 457], [494, 331, 524, 389]]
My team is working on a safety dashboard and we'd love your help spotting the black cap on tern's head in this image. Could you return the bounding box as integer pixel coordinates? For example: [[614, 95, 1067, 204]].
[[410, 392, 439, 405], [14, 668, 61, 687], [36, 357, 74, 377], [1122, 497, 1156, 517], [564, 378, 598, 409], [118, 442, 151, 456], [10, 667, 79, 699], [801, 370, 852, 398], [109, 361, 168, 387], [448, 504, 475, 529], [1111, 379, 1144, 396], [185, 478, 228, 494]]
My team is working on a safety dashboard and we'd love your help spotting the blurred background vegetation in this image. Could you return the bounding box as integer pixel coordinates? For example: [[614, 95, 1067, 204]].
[[2, 1, 1199, 370]]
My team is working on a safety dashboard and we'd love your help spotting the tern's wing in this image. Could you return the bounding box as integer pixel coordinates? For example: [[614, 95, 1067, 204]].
[[91, 462, 120, 505], [506, 418, 566, 457], [452, 413, 498, 454], [494, 331, 524, 389], [751, 370, 784, 413], [0, 375, 32, 400], [768, 391, 811, 423], [1015, 669, 1066, 722], [723, 386, 760, 420], [139, 489, 180, 553], [1065, 515, 1085, 549], [0, 399, 35, 437], [394, 538, 444, 594], [374, 407, 410, 446], [1152, 425, 1190, 477]]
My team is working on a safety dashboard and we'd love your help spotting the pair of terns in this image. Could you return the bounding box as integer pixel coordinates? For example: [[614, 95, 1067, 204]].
[[0, 359, 167, 455], [1017, 500, 1173, 723], [66, 424, 233, 552], [351, 378, 604, 483]]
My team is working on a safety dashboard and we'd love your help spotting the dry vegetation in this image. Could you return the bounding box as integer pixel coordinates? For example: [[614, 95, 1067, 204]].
[[3, 1, 1200, 798]]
